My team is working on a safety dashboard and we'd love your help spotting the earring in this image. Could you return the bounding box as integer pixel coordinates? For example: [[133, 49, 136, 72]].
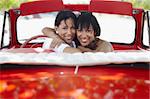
[[56, 31, 58, 34]]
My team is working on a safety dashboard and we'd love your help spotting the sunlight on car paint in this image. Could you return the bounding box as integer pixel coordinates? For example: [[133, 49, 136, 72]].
[[98, 73, 125, 80], [60, 72, 64, 75], [0, 80, 7, 93], [0, 72, 149, 98]]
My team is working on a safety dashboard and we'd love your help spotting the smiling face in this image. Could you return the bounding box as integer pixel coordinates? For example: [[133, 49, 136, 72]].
[[55, 18, 76, 45], [76, 12, 100, 47], [77, 25, 95, 47], [54, 10, 77, 45]]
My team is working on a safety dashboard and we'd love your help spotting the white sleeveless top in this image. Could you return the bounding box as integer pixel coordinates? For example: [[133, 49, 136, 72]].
[[42, 38, 76, 52]]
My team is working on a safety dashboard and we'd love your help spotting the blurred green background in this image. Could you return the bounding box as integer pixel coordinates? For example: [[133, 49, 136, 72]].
[[0, 0, 31, 11], [124, 0, 150, 10], [0, 0, 150, 12]]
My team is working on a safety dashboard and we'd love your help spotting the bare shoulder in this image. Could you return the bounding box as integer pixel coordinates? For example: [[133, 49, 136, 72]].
[[96, 39, 114, 52], [98, 39, 111, 46]]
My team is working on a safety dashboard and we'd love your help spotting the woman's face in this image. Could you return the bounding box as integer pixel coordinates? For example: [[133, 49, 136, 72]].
[[55, 18, 76, 44], [77, 25, 95, 47]]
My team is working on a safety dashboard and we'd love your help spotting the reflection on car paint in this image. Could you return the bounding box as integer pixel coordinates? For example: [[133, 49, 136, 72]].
[[0, 71, 149, 99]]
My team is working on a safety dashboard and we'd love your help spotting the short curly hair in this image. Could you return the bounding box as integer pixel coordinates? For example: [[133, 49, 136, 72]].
[[76, 12, 101, 36]]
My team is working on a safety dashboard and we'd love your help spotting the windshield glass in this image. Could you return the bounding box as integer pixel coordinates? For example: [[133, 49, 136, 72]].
[[143, 11, 150, 47], [17, 12, 135, 44], [17, 12, 57, 43], [0, 12, 10, 47], [93, 13, 135, 43]]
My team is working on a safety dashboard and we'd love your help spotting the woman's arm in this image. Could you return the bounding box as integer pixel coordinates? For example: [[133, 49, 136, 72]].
[[43, 38, 81, 53], [42, 27, 64, 48], [63, 47, 81, 53], [77, 46, 93, 52], [42, 27, 57, 38]]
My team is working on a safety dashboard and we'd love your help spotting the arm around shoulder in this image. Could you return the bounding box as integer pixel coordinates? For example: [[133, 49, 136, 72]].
[[42, 27, 57, 38], [63, 47, 81, 53]]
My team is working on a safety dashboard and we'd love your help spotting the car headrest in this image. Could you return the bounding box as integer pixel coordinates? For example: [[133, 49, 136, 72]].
[[20, 0, 64, 16], [89, 0, 133, 16]]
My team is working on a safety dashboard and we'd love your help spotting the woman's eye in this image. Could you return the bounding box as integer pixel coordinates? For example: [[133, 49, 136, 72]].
[[87, 30, 91, 32], [77, 30, 81, 32], [87, 30, 93, 33], [71, 27, 75, 29], [62, 27, 67, 30]]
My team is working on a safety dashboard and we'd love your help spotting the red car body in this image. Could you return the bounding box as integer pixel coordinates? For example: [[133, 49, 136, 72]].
[[0, 0, 149, 99]]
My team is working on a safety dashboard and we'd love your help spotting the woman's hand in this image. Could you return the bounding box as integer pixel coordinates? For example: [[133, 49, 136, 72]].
[[78, 46, 93, 52], [42, 27, 65, 48], [50, 36, 65, 48]]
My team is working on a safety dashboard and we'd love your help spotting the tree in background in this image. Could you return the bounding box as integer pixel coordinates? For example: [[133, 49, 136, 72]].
[[124, 0, 150, 10], [0, 0, 31, 12]]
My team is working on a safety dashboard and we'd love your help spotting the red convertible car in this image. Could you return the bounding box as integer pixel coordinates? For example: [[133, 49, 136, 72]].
[[0, 0, 150, 99]]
